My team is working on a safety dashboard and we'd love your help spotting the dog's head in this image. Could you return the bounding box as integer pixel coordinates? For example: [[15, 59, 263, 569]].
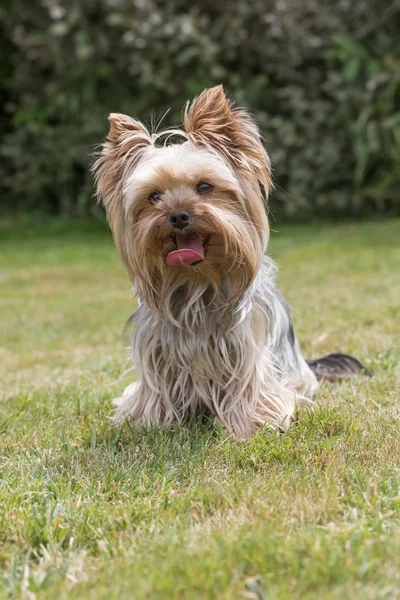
[[93, 86, 271, 309]]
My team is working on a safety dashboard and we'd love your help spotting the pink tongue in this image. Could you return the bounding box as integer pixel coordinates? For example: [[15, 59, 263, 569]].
[[166, 236, 205, 266]]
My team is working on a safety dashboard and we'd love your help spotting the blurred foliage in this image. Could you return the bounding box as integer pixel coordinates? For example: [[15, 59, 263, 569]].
[[1, 0, 399, 218]]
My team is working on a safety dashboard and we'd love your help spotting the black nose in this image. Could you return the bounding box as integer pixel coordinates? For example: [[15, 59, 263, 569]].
[[170, 211, 190, 229]]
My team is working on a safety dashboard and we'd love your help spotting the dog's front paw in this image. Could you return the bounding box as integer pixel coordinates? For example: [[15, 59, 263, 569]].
[[111, 382, 140, 426]]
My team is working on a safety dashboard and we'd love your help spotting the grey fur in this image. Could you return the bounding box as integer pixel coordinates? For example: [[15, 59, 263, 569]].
[[113, 256, 318, 437]]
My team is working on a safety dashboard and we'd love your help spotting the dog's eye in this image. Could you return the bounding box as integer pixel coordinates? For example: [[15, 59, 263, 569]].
[[149, 191, 161, 203], [196, 182, 214, 195]]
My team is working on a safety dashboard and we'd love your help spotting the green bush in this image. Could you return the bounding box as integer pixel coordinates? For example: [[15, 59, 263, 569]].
[[1, 0, 399, 218]]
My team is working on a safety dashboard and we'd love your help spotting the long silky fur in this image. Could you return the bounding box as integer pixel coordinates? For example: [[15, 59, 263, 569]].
[[112, 256, 318, 437]]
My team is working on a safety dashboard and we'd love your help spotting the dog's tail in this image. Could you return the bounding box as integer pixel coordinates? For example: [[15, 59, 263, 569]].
[[306, 353, 371, 382]]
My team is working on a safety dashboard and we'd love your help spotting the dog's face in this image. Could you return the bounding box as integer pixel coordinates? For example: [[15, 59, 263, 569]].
[[93, 86, 272, 309]]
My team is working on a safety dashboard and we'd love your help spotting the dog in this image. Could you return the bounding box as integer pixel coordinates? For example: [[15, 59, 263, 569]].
[[92, 85, 369, 438]]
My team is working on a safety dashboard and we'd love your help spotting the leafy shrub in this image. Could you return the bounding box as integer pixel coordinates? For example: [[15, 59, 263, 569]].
[[1, 0, 399, 218]]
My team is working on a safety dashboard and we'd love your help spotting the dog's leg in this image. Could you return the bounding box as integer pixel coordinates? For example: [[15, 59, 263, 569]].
[[216, 370, 298, 438], [211, 342, 302, 438], [111, 381, 176, 429], [111, 381, 141, 427]]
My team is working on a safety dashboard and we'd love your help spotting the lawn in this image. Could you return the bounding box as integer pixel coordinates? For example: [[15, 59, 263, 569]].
[[0, 219, 399, 599]]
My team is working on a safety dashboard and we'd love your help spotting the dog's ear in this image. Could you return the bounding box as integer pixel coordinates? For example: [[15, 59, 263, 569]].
[[183, 85, 272, 194], [92, 114, 152, 230]]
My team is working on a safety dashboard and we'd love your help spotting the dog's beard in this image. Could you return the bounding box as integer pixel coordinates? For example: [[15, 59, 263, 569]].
[[121, 185, 267, 316]]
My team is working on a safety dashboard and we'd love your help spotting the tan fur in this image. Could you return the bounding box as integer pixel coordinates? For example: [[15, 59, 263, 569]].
[[92, 113, 152, 265], [184, 85, 272, 195]]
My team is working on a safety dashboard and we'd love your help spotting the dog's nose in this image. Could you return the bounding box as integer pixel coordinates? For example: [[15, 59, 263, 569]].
[[170, 211, 190, 229]]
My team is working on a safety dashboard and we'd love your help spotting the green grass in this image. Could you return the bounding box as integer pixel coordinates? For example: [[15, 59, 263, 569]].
[[0, 219, 399, 599]]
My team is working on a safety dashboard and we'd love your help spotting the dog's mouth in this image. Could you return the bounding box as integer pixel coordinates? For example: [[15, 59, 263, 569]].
[[166, 234, 211, 267]]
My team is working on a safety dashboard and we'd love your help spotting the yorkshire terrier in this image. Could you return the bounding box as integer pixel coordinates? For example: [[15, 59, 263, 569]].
[[93, 85, 369, 438]]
